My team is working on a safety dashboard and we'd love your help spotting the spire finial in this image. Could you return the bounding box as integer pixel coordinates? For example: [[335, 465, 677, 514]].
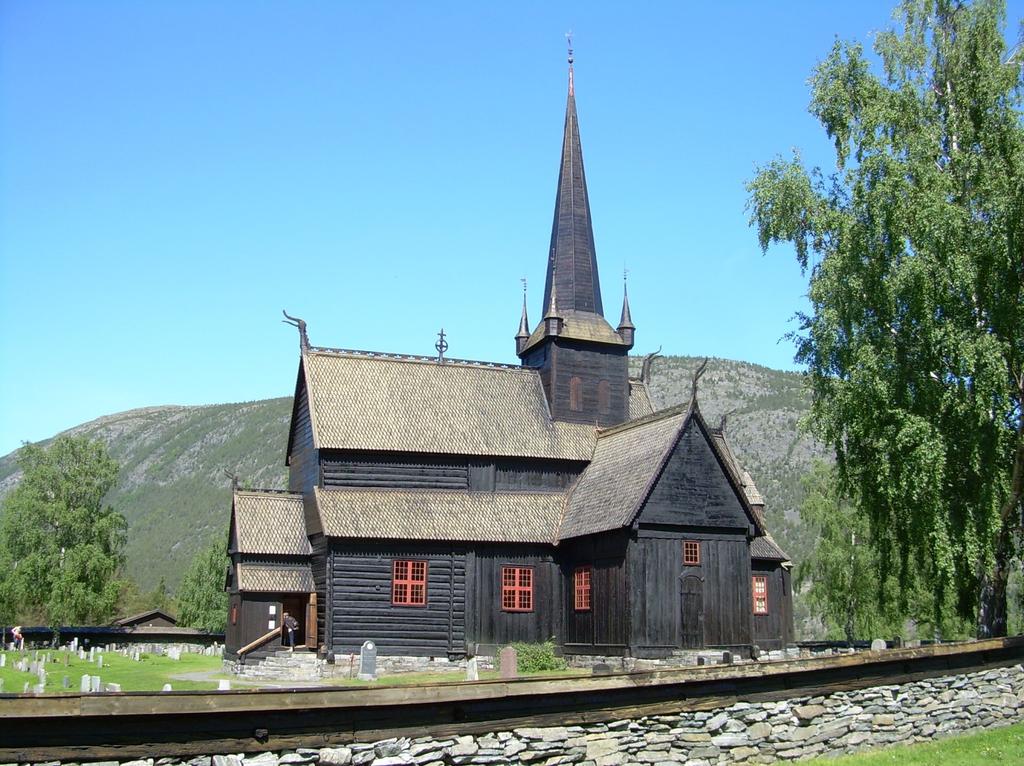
[[516, 278, 530, 351], [566, 30, 574, 95]]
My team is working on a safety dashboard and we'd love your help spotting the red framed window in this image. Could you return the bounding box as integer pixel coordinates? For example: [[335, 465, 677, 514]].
[[752, 576, 768, 615], [501, 566, 534, 612], [392, 560, 428, 606], [573, 566, 592, 611], [683, 540, 701, 566]]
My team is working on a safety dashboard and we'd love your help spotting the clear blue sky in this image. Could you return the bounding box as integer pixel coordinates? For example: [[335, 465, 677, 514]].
[[2, 1, 1022, 455]]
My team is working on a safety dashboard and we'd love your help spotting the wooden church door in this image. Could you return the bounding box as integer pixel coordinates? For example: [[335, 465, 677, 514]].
[[680, 574, 705, 649]]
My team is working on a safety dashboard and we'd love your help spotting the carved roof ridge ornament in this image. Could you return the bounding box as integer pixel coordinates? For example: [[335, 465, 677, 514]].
[[282, 310, 310, 350], [640, 346, 662, 385], [435, 328, 448, 364], [690, 357, 709, 404], [223, 469, 239, 491]]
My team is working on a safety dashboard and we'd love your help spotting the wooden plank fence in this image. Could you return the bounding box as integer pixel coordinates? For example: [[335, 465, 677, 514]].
[[2, 637, 1023, 761]]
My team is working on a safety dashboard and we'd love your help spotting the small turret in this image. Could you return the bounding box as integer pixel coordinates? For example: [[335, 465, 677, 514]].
[[515, 283, 531, 355], [544, 276, 564, 337], [617, 277, 635, 349]]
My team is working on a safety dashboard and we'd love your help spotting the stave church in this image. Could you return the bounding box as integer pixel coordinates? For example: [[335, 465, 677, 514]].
[[224, 52, 793, 663]]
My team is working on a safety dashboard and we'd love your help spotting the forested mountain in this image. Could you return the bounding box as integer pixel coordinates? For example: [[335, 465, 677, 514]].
[[0, 355, 826, 633]]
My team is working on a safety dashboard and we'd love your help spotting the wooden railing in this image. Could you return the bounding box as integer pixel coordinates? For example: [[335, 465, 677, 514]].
[[237, 625, 281, 657]]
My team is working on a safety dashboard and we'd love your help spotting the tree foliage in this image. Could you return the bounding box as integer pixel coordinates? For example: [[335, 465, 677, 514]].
[[748, 0, 1024, 634], [176, 536, 228, 633], [0, 436, 127, 625]]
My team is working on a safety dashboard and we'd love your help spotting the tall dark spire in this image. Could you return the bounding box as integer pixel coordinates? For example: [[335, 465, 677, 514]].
[[515, 279, 531, 354], [541, 41, 603, 318]]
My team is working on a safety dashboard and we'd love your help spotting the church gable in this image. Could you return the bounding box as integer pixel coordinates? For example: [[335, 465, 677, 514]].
[[638, 416, 753, 531]]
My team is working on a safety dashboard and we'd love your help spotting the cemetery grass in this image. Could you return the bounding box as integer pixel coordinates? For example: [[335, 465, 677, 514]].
[[807, 721, 1024, 765], [0, 650, 224, 693]]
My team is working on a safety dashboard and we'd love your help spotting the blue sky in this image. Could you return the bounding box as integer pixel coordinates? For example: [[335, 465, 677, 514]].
[[2, 1, 1022, 455]]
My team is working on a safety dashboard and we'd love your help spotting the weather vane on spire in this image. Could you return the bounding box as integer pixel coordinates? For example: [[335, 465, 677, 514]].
[[521, 276, 528, 295], [566, 30, 574, 94]]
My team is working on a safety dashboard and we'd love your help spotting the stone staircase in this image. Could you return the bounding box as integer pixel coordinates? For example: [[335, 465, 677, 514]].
[[233, 650, 323, 682]]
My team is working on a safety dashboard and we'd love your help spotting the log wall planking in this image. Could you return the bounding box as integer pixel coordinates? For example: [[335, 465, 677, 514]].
[[330, 542, 466, 656], [531, 340, 630, 427], [752, 561, 793, 649], [470, 546, 561, 648], [560, 533, 629, 652]]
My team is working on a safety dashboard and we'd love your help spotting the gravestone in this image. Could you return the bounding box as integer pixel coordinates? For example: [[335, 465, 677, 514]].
[[358, 641, 377, 681], [78, 649, 86, 660], [34, 683, 45, 694], [97, 656, 103, 669], [592, 663, 613, 676], [90, 676, 102, 693], [88, 647, 95, 662], [465, 657, 479, 682], [71, 638, 78, 651], [105, 683, 121, 692], [499, 646, 518, 679], [62, 676, 70, 689], [29, 661, 38, 675], [722, 651, 733, 665], [697, 656, 707, 666], [80, 675, 91, 693], [893, 635, 903, 649], [23, 682, 29, 693], [218, 679, 231, 691], [0, 653, 5, 667], [162, 683, 173, 692], [870, 638, 887, 652]]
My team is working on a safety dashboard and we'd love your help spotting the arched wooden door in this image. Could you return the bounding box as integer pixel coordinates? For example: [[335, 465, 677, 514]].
[[680, 574, 705, 649]]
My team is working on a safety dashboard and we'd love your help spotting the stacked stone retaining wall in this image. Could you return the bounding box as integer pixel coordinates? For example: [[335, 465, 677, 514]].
[[12, 663, 1024, 766]]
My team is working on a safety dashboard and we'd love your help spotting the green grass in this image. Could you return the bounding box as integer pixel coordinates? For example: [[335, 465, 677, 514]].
[[0, 649, 224, 693], [807, 722, 1024, 765]]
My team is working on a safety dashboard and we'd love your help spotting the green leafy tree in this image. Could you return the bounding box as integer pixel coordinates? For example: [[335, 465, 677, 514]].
[[748, 0, 1024, 635], [0, 436, 127, 625], [177, 536, 228, 633]]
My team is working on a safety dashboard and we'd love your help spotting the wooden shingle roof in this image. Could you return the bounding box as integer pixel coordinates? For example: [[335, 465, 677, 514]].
[[751, 533, 790, 562], [232, 490, 311, 556], [236, 562, 314, 593], [559, 404, 691, 540], [315, 487, 564, 544], [301, 349, 596, 460], [627, 380, 655, 420]]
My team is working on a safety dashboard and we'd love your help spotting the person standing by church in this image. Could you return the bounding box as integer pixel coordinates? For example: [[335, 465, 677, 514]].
[[282, 612, 298, 652]]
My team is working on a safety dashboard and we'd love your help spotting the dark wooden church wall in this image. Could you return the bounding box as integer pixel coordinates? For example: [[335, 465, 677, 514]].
[[627, 536, 681, 653], [469, 545, 560, 651], [640, 420, 752, 532], [322, 452, 469, 490], [545, 340, 629, 426], [752, 560, 793, 649], [700, 537, 753, 647], [319, 451, 582, 493], [231, 593, 285, 659], [288, 382, 318, 494], [559, 533, 629, 654], [310, 533, 329, 649], [329, 542, 466, 656]]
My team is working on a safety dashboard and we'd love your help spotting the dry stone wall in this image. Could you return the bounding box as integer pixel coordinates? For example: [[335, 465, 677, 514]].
[[11, 664, 1024, 766]]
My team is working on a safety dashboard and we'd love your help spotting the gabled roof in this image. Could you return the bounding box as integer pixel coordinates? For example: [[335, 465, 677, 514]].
[[232, 490, 311, 556], [298, 349, 596, 460], [627, 380, 655, 420], [751, 533, 790, 562], [236, 562, 314, 593], [315, 487, 564, 544], [114, 609, 177, 627], [559, 402, 766, 541], [559, 403, 692, 540], [709, 430, 766, 511]]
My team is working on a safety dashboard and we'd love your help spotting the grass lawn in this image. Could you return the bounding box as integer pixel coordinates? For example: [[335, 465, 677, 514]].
[[807, 722, 1024, 765], [0, 649, 224, 693]]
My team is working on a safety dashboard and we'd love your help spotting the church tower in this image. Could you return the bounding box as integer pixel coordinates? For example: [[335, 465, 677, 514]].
[[516, 47, 634, 427]]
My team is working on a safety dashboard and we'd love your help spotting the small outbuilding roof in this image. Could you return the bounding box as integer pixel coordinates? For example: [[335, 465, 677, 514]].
[[751, 533, 790, 562], [232, 490, 310, 556], [314, 486, 564, 544], [113, 609, 177, 627], [236, 562, 314, 593]]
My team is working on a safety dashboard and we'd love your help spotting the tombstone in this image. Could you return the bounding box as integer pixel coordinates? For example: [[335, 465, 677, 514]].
[[870, 638, 887, 652], [0, 653, 6, 668], [105, 683, 121, 692], [23, 682, 30, 694], [88, 647, 95, 662], [29, 661, 38, 675], [358, 641, 378, 681], [78, 649, 86, 660], [218, 679, 231, 691], [97, 655, 103, 669], [80, 675, 92, 693], [90, 676, 102, 693], [71, 637, 78, 651], [750, 644, 761, 660], [62, 676, 70, 689], [161, 683, 173, 692], [697, 656, 707, 666], [722, 651, 733, 665], [892, 635, 903, 649], [500, 646, 518, 679], [34, 683, 45, 694], [591, 663, 613, 676], [465, 657, 479, 682]]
